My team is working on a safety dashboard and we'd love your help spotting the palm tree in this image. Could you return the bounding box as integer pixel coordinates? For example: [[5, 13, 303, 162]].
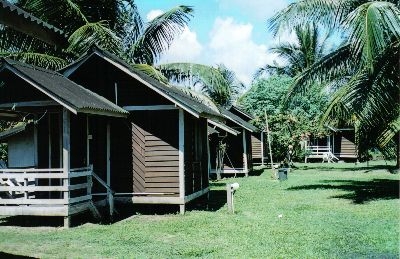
[[158, 63, 244, 107], [255, 24, 331, 78], [269, 0, 400, 167], [0, 0, 193, 69]]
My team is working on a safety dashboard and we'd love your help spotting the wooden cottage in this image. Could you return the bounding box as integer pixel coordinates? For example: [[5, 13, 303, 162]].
[[304, 126, 358, 162], [328, 127, 358, 161], [228, 106, 266, 166], [0, 58, 128, 227], [208, 108, 257, 177], [61, 47, 224, 213]]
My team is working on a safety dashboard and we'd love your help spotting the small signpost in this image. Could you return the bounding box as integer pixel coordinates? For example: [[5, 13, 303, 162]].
[[226, 183, 240, 213]]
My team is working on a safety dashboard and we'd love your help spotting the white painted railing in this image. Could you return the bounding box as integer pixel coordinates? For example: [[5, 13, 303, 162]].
[[0, 166, 93, 206]]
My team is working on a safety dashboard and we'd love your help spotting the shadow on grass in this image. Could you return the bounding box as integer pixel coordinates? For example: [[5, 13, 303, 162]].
[[0, 216, 63, 227], [298, 164, 396, 173], [287, 179, 400, 204], [0, 252, 37, 259]]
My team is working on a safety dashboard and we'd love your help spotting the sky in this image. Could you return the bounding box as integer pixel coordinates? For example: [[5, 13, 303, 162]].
[[135, 0, 294, 87]]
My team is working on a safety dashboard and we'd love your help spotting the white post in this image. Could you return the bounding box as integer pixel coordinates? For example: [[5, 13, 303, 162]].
[[178, 109, 185, 214], [33, 116, 38, 167], [261, 131, 264, 166], [86, 116, 92, 199], [106, 122, 113, 218], [114, 82, 118, 105], [207, 129, 211, 177], [62, 109, 71, 228], [86, 116, 90, 166], [242, 129, 248, 177], [48, 115, 52, 198]]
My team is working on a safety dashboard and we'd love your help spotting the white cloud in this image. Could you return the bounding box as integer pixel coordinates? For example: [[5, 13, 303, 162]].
[[158, 26, 203, 64], [208, 17, 279, 86], [146, 9, 164, 21], [217, 0, 288, 20]]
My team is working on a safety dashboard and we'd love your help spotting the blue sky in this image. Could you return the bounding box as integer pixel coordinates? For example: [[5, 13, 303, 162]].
[[135, 0, 293, 86]]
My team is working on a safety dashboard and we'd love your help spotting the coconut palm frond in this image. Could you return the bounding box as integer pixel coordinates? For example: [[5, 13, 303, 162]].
[[116, 0, 143, 48], [131, 63, 169, 84], [268, 0, 354, 36], [345, 1, 400, 72], [0, 52, 68, 70], [378, 117, 400, 147], [158, 62, 232, 107], [67, 21, 122, 56], [287, 45, 355, 98], [130, 5, 193, 65], [175, 87, 220, 114]]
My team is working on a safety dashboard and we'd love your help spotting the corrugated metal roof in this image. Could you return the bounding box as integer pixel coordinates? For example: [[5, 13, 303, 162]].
[[0, 58, 128, 117], [0, 0, 67, 46], [220, 108, 259, 133], [0, 121, 28, 141], [229, 105, 254, 120], [61, 47, 224, 121]]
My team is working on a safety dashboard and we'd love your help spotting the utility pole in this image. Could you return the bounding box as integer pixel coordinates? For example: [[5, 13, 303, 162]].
[[265, 110, 276, 179]]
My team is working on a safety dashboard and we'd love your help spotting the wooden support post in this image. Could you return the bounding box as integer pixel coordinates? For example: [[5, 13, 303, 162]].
[[106, 122, 113, 218], [62, 109, 70, 228], [48, 115, 52, 198], [178, 109, 185, 215], [207, 128, 211, 177], [261, 131, 265, 166], [87, 165, 93, 197], [86, 115, 90, 166], [242, 129, 248, 177]]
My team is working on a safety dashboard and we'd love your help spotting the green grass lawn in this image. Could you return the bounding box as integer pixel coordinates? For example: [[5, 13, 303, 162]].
[[0, 161, 399, 258]]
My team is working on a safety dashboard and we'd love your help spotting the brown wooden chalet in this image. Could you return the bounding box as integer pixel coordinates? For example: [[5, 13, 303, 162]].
[[304, 126, 358, 162], [228, 105, 266, 166], [61, 47, 224, 214], [0, 58, 128, 227], [208, 108, 258, 177], [0, 0, 67, 46]]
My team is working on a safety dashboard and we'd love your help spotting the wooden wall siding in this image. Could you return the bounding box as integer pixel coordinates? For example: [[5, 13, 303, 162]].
[[68, 57, 171, 107], [130, 111, 179, 195], [184, 115, 208, 195], [338, 136, 357, 158], [251, 134, 262, 158], [132, 120, 146, 193], [332, 131, 357, 159]]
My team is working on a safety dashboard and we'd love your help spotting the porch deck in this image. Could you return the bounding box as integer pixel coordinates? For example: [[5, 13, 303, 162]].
[[305, 146, 338, 163], [0, 167, 94, 217]]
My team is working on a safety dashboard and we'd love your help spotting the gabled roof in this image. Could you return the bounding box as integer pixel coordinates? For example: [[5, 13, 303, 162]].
[[229, 105, 254, 121], [0, 0, 67, 46], [0, 121, 29, 141], [61, 47, 223, 121], [220, 108, 258, 133], [0, 58, 128, 117], [207, 119, 240, 136]]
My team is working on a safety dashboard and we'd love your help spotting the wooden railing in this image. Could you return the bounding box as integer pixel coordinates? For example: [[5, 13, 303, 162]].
[[0, 166, 93, 206], [305, 146, 338, 163]]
